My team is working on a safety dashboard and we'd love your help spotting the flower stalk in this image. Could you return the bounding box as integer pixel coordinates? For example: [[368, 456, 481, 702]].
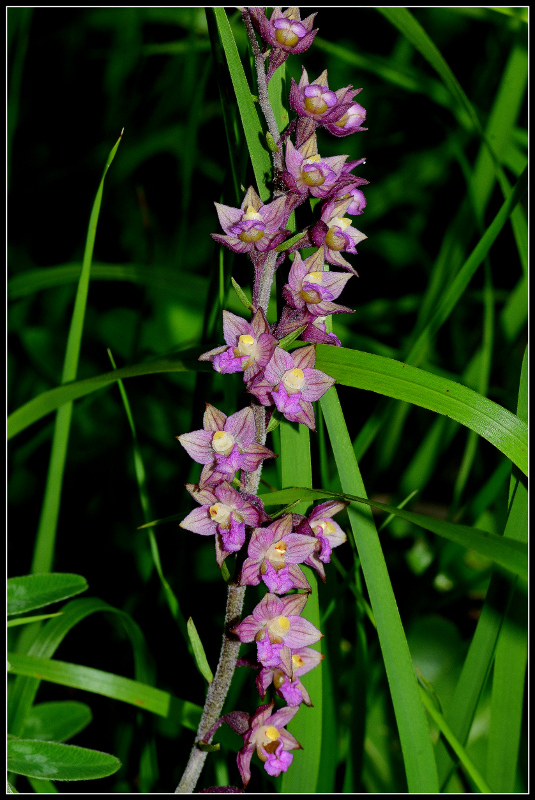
[[175, 6, 367, 791]]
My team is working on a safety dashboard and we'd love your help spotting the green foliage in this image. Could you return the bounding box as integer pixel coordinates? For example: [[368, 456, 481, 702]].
[[8, 5, 527, 794]]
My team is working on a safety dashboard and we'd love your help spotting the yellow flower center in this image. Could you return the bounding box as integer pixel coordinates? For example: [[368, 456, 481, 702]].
[[268, 615, 291, 642], [282, 368, 305, 394], [304, 95, 328, 115], [335, 112, 349, 128], [237, 334, 256, 357], [275, 28, 299, 47], [209, 503, 242, 527], [238, 228, 264, 243], [313, 519, 337, 536], [273, 669, 286, 689], [304, 271, 323, 284], [211, 430, 235, 456], [257, 725, 281, 759], [292, 653, 305, 668], [242, 205, 262, 221], [267, 540, 288, 571]]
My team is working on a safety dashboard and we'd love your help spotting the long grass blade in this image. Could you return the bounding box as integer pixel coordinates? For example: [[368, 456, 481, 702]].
[[320, 387, 438, 793], [30, 132, 122, 575], [279, 420, 323, 794]]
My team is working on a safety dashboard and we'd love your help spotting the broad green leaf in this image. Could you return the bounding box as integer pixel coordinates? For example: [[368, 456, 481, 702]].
[[319, 387, 439, 793], [315, 345, 528, 477], [212, 8, 272, 200], [7, 738, 121, 781], [8, 597, 153, 737], [7, 574, 87, 616], [187, 617, 214, 684], [21, 702, 92, 743], [7, 652, 201, 723], [259, 485, 526, 581]]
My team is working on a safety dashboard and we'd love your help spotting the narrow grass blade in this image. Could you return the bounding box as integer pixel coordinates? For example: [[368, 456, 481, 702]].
[[320, 387, 439, 793], [8, 597, 153, 736], [212, 8, 272, 200], [279, 420, 323, 794], [8, 349, 211, 440], [315, 345, 528, 476], [418, 687, 491, 793], [260, 485, 526, 581], [377, 8, 487, 140], [7, 652, 193, 721], [107, 349, 188, 641], [8, 262, 209, 300], [30, 132, 122, 575], [435, 346, 528, 789], [404, 165, 527, 367], [486, 346, 528, 792], [8, 613, 64, 628]]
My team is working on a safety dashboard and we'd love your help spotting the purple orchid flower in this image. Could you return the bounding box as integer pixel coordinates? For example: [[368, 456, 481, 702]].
[[198, 309, 278, 388], [276, 304, 343, 348], [248, 7, 318, 81], [295, 500, 349, 564], [232, 592, 323, 677], [289, 67, 363, 148], [180, 481, 270, 567], [282, 139, 350, 199], [250, 344, 335, 431], [342, 186, 367, 216], [235, 701, 302, 786], [239, 513, 317, 593], [211, 186, 289, 257], [256, 646, 324, 707], [176, 404, 277, 488], [309, 197, 367, 273], [282, 245, 354, 311], [324, 101, 367, 137]]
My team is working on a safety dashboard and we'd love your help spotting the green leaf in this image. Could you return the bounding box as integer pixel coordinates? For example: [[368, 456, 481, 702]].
[[21, 702, 92, 743], [418, 687, 491, 793], [7, 738, 121, 781], [435, 346, 528, 789], [259, 484, 526, 581], [230, 276, 254, 311], [277, 325, 306, 351], [275, 231, 307, 252], [315, 345, 528, 476], [7, 574, 88, 616], [30, 132, 122, 575], [212, 8, 272, 200], [187, 617, 214, 684], [8, 597, 153, 737], [107, 349, 188, 641], [7, 613, 64, 628], [7, 348, 211, 440], [7, 652, 202, 728], [279, 420, 323, 794], [319, 387, 439, 793]]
